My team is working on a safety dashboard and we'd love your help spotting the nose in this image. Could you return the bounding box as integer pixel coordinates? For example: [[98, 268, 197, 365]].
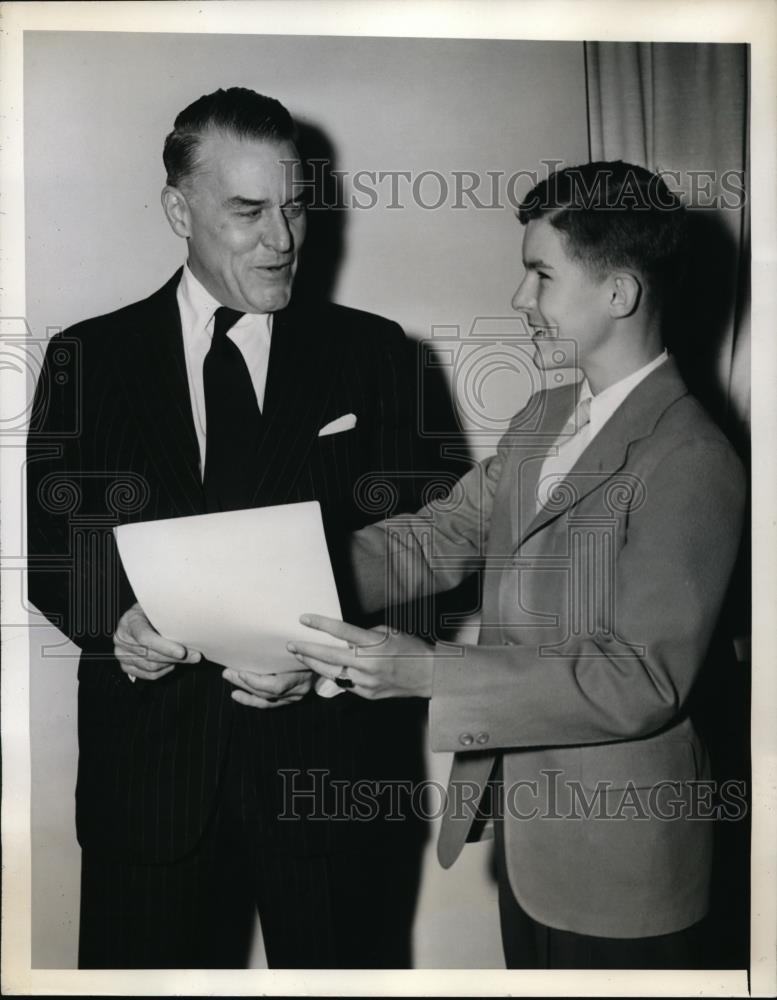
[[511, 272, 535, 313], [261, 209, 294, 254]]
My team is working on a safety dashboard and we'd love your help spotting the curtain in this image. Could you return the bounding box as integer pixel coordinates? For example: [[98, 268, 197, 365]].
[[586, 42, 751, 969], [585, 42, 750, 453]]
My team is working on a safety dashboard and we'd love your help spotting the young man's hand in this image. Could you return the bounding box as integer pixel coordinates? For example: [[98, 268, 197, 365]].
[[289, 614, 434, 699]]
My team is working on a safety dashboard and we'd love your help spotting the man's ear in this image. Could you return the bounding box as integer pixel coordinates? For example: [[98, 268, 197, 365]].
[[161, 186, 191, 239], [607, 271, 642, 318]]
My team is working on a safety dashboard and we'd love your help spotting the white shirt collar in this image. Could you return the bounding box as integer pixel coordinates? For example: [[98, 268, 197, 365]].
[[178, 263, 223, 335], [579, 350, 668, 439], [178, 263, 271, 334]]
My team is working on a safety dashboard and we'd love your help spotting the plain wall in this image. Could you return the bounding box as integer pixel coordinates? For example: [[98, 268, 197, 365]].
[[25, 31, 589, 968]]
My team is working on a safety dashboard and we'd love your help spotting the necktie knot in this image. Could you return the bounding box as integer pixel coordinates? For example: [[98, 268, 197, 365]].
[[212, 306, 245, 344], [575, 395, 592, 429], [536, 394, 593, 512], [562, 395, 592, 437]]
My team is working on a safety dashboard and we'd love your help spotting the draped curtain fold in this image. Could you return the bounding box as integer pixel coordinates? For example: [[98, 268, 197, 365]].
[[585, 50, 750, 965], [585, 42, 750, 448]]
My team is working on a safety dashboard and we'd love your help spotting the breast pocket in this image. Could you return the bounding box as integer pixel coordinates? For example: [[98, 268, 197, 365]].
[[307, 424, 364, 501]]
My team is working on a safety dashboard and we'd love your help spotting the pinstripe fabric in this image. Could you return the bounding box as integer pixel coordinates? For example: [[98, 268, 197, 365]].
[[78, 725, 422, 968], [27, 271, 431, 873]]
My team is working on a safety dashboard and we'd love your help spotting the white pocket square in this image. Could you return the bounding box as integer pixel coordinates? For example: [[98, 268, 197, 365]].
[[318, 413, 357, 437]]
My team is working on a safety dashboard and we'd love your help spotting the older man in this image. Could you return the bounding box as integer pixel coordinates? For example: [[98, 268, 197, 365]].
[[27, 87, 431, 969]]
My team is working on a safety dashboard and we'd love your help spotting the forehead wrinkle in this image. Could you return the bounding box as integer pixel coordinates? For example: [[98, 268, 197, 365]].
[[185, 136, 302, 213]]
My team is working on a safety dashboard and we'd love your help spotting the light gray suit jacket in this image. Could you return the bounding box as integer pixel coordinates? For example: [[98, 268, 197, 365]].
[[351, 358, 745, 938]]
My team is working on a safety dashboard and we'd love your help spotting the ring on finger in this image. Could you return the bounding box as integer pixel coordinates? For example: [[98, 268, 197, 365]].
[[334, 665, 355, 690]]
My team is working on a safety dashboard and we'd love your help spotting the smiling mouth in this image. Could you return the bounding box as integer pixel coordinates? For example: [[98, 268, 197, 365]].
[[255, 262, 293, 272], [531, 325, 556, 340]]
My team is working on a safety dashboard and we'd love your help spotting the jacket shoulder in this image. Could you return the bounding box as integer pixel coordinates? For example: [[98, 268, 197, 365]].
[[55, 272, 181, 348], [318, 302, 405, 343], [653, 393, 743, 469], [623, 390, 746, 519]]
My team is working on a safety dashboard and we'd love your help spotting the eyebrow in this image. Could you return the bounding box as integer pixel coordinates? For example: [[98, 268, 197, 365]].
[[224, 195, 306, 209], [224, 196, 270, 209], [523, 258, 554, 270]]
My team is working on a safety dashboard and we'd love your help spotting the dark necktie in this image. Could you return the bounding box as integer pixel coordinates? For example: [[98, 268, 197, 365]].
[[203, 306, 261, 512]]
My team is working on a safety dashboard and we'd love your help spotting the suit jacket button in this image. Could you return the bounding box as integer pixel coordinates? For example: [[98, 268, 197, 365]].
[[475, 732, 490, 745], [459, 733, 474, 746]]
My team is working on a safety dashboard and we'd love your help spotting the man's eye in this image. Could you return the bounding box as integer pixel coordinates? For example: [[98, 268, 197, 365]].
[[239, 209, 261, 219], [283, 203, 305, 219], [537, 272, 550, 281]]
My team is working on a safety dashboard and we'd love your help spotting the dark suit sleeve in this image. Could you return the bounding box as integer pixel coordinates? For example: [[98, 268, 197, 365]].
[[335, 317, 466, 630], [27, 331, 133, 654], [349, 449, 505, 613], [355, 322, 427, 520]]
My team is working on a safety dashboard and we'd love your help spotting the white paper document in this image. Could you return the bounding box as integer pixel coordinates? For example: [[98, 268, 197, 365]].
[[113, 502, 346, 692]]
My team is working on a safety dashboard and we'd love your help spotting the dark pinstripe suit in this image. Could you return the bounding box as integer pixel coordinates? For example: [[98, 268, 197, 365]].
[[27, 270, 430, 967]]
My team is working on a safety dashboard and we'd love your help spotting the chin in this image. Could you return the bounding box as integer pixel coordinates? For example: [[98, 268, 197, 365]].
[[531, 343, 556, 371], [245, 286, 294, 314]]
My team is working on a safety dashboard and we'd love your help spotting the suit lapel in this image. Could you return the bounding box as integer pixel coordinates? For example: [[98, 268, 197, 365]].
[[437, 751, 497, 869], [507, 382, 577, 547], [114, 284, 347, 515], [515, 358, 689, 549], [248, 301, 346, 506], [478, 383, 574, 633], [113, 270, 204, 517]]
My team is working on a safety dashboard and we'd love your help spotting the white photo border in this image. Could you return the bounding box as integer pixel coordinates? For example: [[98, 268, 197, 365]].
[[2, 2, 774, 996]]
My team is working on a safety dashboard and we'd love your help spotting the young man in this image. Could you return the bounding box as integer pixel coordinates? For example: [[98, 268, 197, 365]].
[[291, 161, 746, 968]]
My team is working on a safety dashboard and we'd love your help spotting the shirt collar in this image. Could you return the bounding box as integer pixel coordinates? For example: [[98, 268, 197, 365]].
[[178, 263, 223, 335], [581, 350, 669, 438], [178, 264, 271, 335]]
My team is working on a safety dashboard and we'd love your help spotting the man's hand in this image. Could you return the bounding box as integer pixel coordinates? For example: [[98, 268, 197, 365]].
[[222, 668, 314, 708], [113, 602, 201, 681], [288, 614, 434, 699]]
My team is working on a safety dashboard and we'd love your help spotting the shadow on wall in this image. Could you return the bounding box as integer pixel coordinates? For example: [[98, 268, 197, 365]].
[[666, 205, 751, 971], [295, 116, 478, 649], [294, 119, 347, 304], [665, 207, 749, 458], [292, 120, 494, 961]]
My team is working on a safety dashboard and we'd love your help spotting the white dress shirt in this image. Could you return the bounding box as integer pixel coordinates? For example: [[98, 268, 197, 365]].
[[537, 350, 669, 512], [177, 265, 273, 477]]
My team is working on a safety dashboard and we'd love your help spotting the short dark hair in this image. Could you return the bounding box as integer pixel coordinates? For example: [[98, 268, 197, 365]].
[[163, 87, 296, 187], [517, 160, 688, 299]]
